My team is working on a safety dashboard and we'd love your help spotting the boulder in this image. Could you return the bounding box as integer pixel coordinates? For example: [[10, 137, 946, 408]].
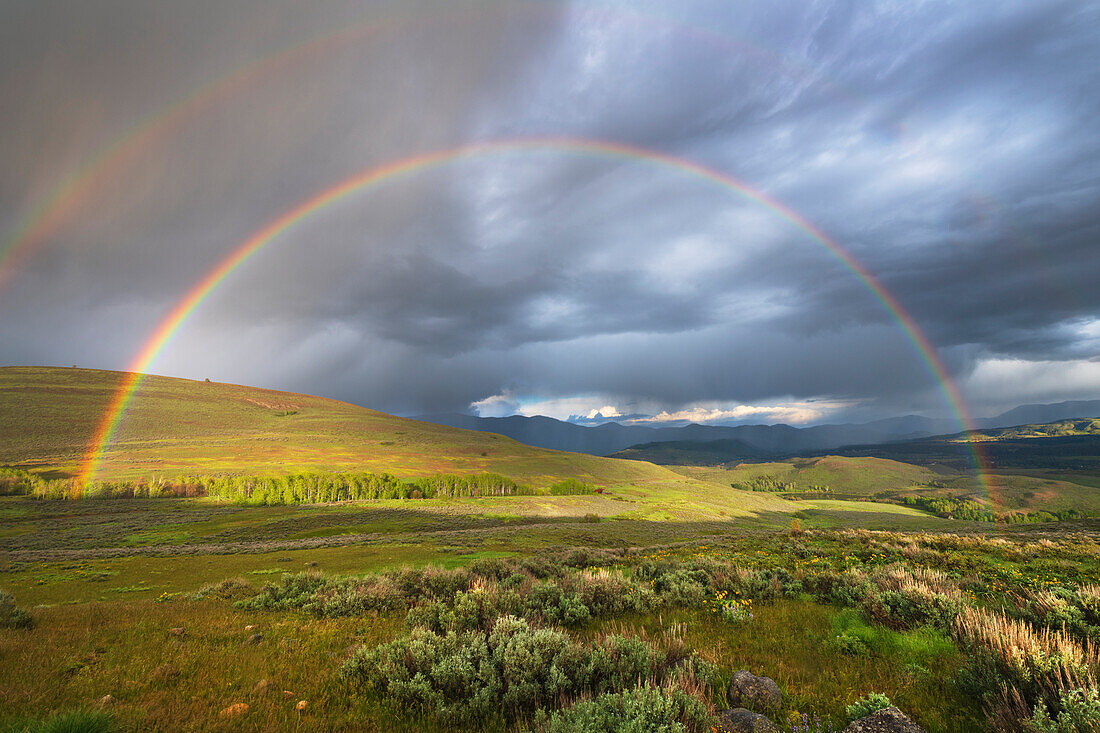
[[167, 627, 186, 638], [728, 670, 782, 712], [843, 707, 927, 733], [717, 708, 779, 733], [252, 678, 272, 695], [247, 633, 263, 645]]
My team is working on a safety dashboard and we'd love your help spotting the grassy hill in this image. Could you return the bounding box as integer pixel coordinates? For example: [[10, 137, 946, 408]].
[[674, 454, 1100, 515], [675, 456, 936, 496], [963, 418, 1100, 441], [608, 438, 774, 466], [0, 367, 676, 488]]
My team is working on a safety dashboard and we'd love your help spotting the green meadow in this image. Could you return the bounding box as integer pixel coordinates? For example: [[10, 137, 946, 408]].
[[2, 368, 1100, 732]]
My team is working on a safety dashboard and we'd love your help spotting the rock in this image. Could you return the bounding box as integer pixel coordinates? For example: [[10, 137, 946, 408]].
[[296, 699, 309, 711], [98, 694, 116, 706], [218, 703, 250, 718], [151, 663, 179, 681], [717, 708, 779, 733], [728, 670, 782, 712], [282, 690, 295, 699], [247, 633, 263, 645], [252, 678, 272, 695], [168, 627, 186, 638], [843, 707, 927, 733], [244, 624, 257, 631]]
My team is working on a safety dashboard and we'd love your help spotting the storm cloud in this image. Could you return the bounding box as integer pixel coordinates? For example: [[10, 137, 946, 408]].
[[1, 0, 1098, 423]]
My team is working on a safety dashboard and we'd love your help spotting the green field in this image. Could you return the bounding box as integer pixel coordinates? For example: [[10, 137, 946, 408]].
[[2, 367, 1100, 731]]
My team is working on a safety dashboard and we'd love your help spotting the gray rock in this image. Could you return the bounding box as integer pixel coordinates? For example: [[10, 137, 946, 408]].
[[247, 633, 263, 645], [728, 670, 782, 712], [717, 708, 779, 733], [843, 707, 927, 733]]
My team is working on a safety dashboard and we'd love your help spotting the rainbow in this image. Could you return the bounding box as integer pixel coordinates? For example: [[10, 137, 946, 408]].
[[0, 2, 861, 298], [76, 137, 993, 498]]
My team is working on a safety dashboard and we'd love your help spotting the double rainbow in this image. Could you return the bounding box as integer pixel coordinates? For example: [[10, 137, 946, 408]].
[[75, 137, 992, 498]]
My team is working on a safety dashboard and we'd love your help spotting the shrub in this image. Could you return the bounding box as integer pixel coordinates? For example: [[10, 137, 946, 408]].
[[538, 687, 714, 732], [191, 577, 251, 601], [954, 606, 1098, 729], [306, 575, 404, 617], [1028, 687, 1100, 732], [846, 692, 892, 721], [341, 615, 714, 726], [0, 591, 32, 629], [833, 565, 962, 630], [830, 633, 870, 657], [235, 572, 325, 611], [576, 569, 654, 616]]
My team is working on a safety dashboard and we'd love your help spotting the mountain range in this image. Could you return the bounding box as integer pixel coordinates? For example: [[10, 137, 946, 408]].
[[415, 400, 1100, 458]]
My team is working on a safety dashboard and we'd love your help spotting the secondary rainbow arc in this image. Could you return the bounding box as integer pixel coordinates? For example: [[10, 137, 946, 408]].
[[76, 137, 992, 499], [0, 1, 861, 298]]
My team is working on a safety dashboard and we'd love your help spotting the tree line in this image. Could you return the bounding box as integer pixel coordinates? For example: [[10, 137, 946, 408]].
[[0, 468, 597, 504]]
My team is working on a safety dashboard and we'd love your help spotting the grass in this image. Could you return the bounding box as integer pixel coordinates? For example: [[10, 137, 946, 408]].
[[4, 521, 1100, 730], [3, 366, 1100, 730], [677, 457, 1100, 516], [0, 367, 691, 491], [0, 594, 980, 731], [676, 456, 938, 496]]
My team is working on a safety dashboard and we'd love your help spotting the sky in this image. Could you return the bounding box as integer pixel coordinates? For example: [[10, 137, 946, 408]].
[[1, 0, 1098, 427]]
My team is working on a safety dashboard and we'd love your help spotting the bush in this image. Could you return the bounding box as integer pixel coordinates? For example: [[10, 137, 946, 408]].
[[235, 572, 325, 611], [191, 577, 251, 601], [341, 615, 714, 725], [1028, 687, 1100, 732], [846, 692, 892, 721], [0, 591, 32, 629], [954, 606, 1098, 728], [538, 688, 714, 732], [830, 633, 870, 657]]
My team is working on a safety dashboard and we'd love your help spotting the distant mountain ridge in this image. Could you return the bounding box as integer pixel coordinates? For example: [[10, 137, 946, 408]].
[[415, 400, 1100, 458], [615, 415, 1100, 468]]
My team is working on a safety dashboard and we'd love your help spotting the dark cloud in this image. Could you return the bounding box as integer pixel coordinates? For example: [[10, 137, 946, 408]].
[[1, 0, 1098, 422]]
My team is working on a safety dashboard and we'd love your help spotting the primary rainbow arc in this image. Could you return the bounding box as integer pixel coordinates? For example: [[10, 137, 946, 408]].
[[77, 137, 992, 498]]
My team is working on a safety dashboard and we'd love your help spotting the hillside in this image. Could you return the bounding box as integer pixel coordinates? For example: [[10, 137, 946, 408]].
[[609, 438, 775, 466], [675, 456, 936, 496], [836, 422, 1100, 472], [964, 418, 1100, 441], [0, 367, 688, 490]]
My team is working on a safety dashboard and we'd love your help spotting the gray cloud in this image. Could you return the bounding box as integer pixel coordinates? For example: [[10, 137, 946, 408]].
[[1, 0, 1098, 422]]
